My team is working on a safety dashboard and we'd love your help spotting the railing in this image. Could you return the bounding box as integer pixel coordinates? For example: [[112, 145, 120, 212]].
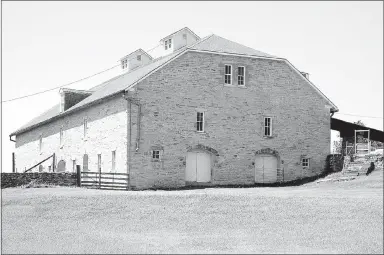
[[24, 153, 55, 173], [80, 171, 129, 190]]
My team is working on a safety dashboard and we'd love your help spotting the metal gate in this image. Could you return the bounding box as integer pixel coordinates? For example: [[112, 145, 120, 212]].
[[80, 171, 129, 190]]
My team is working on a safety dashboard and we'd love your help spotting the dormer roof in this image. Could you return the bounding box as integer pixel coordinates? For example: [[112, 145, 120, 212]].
[[120, 48, 153, 61], [160, 27, 200, 42]]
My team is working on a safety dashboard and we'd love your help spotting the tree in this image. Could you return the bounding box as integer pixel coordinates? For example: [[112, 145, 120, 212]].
[[354, 120, 366, 127]]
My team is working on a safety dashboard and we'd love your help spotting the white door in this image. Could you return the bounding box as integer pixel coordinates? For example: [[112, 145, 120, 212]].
[[263, 155, 278, 183], [186, 152, 197, 182], [196, 153, 211, 182], [255, 155, 277, 183], [254, 156, 264, 183], [185, 151, 211, 182]]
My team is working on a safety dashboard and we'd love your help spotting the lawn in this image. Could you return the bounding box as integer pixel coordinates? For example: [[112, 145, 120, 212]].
[[2, 170, 383, 254]]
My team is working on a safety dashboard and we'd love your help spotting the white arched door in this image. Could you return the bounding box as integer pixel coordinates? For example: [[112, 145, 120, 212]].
[[186, 151, 211, 183], [255, 155, 278, 183]]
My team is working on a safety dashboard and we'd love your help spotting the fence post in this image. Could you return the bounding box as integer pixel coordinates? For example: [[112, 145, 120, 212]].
[[12, 152, 15, 173], [76, 165, 81, 187], [52, 153, 56, 172]]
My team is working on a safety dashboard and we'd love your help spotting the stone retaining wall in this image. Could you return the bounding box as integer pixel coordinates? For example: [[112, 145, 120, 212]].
[[1, 172, 77, 189]]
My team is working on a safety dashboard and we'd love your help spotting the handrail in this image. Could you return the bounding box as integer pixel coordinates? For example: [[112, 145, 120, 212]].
[[24, 153, 55, 173]]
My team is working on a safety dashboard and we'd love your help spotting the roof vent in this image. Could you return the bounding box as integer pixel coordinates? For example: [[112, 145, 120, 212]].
[[301, 72, 309, 80], [59, 88, 93, 113]]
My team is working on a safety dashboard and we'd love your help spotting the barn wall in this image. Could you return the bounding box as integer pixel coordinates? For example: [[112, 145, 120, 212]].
[[128, 51, 331, 189], [15, 95, 128, 174]]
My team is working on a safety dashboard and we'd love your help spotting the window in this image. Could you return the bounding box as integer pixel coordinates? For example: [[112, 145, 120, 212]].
[[83, 118, 88, 139], [39, 135, 43, 152], [183, 34, 187, 39], [264, 117, 272, 136], [225, 65, 232, 84], [97, 154, 101, 172], [60, 128, 64, 147], [197, 112, 204, 132], [137, 55, 141, 61], [112, 151, 116, 171], [302, 158, 310, 168], [165, 39, 172, 50], [152, 150, 160, 160], [122, 59, 128, 69], [238, 66, 245, 86]]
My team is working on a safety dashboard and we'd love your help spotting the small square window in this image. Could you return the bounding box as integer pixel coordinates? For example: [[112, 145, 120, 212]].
[[302, 158, 310, 168], [152, 150, 160, 159]]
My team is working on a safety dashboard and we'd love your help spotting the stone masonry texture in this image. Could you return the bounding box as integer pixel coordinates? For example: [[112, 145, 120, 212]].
[[1, 172, 77, 189], [14, 51, 332, 190]]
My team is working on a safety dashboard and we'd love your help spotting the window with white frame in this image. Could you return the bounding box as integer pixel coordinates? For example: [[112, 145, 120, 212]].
[[39, 135, 43, 152], [225, 65, 232, 84], [59, 127, 64, 147], [196, 112, 204, 132], [112, 151, 116, 171], [97, 154, 101, 172], [152, 150, 160, 160], [122, 59, 128, 69], [264, 117, 272, 136], [137, 55, 141, 61], [302, 158, 310, 168], [83, 118, 88, 139], [238, 66, 245, 86], [165, 38, 172, 50]]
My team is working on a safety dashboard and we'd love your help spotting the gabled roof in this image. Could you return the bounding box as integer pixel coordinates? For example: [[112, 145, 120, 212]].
[[120, 48, 153, 61], [10, 33, 337, 136], [160, 27, 200, 42]]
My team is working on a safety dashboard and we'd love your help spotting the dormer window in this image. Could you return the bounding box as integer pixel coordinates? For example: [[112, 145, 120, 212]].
[[165, 39, 172, 50], [122, 59, 128, 69]]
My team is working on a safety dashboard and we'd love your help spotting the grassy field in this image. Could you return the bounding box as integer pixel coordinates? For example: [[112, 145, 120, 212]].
[[2, 170, 383, 254]]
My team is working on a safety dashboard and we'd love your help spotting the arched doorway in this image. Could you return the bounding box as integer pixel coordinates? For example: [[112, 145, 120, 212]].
[[185, 144, 218, 183], [255, 148, 279, 184]]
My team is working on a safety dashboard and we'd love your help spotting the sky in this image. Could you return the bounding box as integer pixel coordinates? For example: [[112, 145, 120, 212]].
[[1, 1, 383, 172]]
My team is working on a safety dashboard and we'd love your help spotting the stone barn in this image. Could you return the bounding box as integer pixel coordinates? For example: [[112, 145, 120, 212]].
[[10, 27, 338, 190]]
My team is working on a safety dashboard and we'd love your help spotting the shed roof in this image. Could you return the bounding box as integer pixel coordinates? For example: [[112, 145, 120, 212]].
[[331, 117, 384, 142]]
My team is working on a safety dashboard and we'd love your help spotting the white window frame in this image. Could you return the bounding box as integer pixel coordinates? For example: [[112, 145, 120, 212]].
[[264, 117, 272, 137], [83, 118, 88, 140], [224, 65, 232, 85], [112, 150, 116, 171], [39, 135, 43, 153], [196, 112, 205, 132], [97, 154, 102, 172], [137, 55, 141, 61], [302, 158, 310, 168], [238, 66, 245, 86], [168, 39, 172, 48], [59, 127, 64, 148], [165, 40, 168, 50], [152, 150, 160, 160]]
